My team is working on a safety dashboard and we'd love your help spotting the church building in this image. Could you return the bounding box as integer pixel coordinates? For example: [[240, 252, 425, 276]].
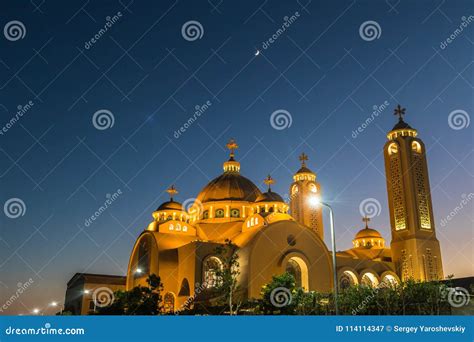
[[126, 106, 444, 311]]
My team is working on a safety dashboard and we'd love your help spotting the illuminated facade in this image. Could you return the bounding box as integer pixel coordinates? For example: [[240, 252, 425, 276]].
[[384, 106, 444, 281], [126, 109, 443, 311]]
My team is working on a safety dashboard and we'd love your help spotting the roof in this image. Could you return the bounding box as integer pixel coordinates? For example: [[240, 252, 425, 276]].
[[296, 165, 314, 174], [67, 273, 126, 287]]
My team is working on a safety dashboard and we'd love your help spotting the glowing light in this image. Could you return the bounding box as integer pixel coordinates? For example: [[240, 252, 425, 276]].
[[50, 301, 58, 307], [32, 308, 40, 314], [135, 268, 142, 274], [255, 49, 260, 56], [83, 289, 90, 294], [308, 195, 321, 207]]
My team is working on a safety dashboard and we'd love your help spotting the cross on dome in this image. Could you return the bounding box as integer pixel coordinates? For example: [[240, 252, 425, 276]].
[[226, 139, 239, 160], [264, 174, 275, 191], [362, 215, 370, 229], [166, 185, 178, 200]]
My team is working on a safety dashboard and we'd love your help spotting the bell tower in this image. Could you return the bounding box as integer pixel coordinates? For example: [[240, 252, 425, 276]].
[[384, 105, 443, 281], [289, 153, 324, 239]]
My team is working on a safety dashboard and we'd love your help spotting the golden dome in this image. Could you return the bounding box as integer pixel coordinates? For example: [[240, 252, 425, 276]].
[[197, 173, 261, 203], [256, 190, 284, 203], [355, 227, 382, 239], [156, 200, 183, 211]]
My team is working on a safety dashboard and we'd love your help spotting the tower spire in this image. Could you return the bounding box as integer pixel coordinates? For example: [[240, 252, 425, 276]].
[[166, 185, 178, 201], [264, 174, 275, 191], [223, 138, 241, 173]]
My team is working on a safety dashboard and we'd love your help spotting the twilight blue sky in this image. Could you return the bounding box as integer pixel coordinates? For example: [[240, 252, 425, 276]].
[[0, 0, 472, 314]]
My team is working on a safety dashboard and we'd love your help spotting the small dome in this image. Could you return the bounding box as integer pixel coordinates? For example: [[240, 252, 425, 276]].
[[355, 227, 382, 239], [256, 190, 284, 203], [157, 200, 183, 211], [296, 165, 314, 174], [392, 118, 413, 130]]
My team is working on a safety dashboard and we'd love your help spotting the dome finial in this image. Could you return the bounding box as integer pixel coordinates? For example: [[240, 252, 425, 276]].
[[362, 215, 370, 229], [299, 152, 308, 167], [166, 185, 178, 201], [394, 104, 406, 122], [264, 174, 275, 191], [226, 138, 239, 161]]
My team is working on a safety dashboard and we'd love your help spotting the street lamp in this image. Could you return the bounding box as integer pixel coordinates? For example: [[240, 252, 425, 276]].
[[32, 308, 40, 315], [309, 195, 339, 315]]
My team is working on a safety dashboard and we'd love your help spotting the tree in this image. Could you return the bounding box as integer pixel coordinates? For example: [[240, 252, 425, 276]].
[[95, 274, 164, 315], [260, 272, 297, 314], [214, 239, 241, 315]]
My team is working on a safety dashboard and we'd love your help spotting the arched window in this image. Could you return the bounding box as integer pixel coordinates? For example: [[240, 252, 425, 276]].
[[388, 143, 398, 155], [163, 292, 175, 313], [308, 183, 317, 193], [382, 274, 398, 286], [136, 236, 151, 277], [285, 257, 309, 290], [230, 208, 240, 218], [361, 272, 379, 287], [292, 185, 298, 195], [166, 215, 172, 221], [269, 207, 274, 213], [203, 256, 223, 288], [412, 141, 422, 153], [339, 271, 358, 290], [215, 209, 224, 218], [203, 210, 209, 219]]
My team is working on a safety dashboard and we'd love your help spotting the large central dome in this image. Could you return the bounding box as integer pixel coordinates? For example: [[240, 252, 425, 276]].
[[197, 173, 261, 203], [196, 139, 262, 203]]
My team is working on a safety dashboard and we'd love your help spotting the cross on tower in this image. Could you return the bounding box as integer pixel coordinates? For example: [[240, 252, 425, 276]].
[[166, 185, 178, 200], [299, 152, 308, 166], [394, 104, 406, 121], [264, 174, 275, 191], [362, 215, 370, 228]]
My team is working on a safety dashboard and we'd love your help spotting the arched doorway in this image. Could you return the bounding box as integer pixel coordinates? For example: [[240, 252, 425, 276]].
[[285, 256, 309, 290]]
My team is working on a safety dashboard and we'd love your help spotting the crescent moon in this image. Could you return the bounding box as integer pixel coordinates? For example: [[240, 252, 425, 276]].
[[255, 50, 260, 56]]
